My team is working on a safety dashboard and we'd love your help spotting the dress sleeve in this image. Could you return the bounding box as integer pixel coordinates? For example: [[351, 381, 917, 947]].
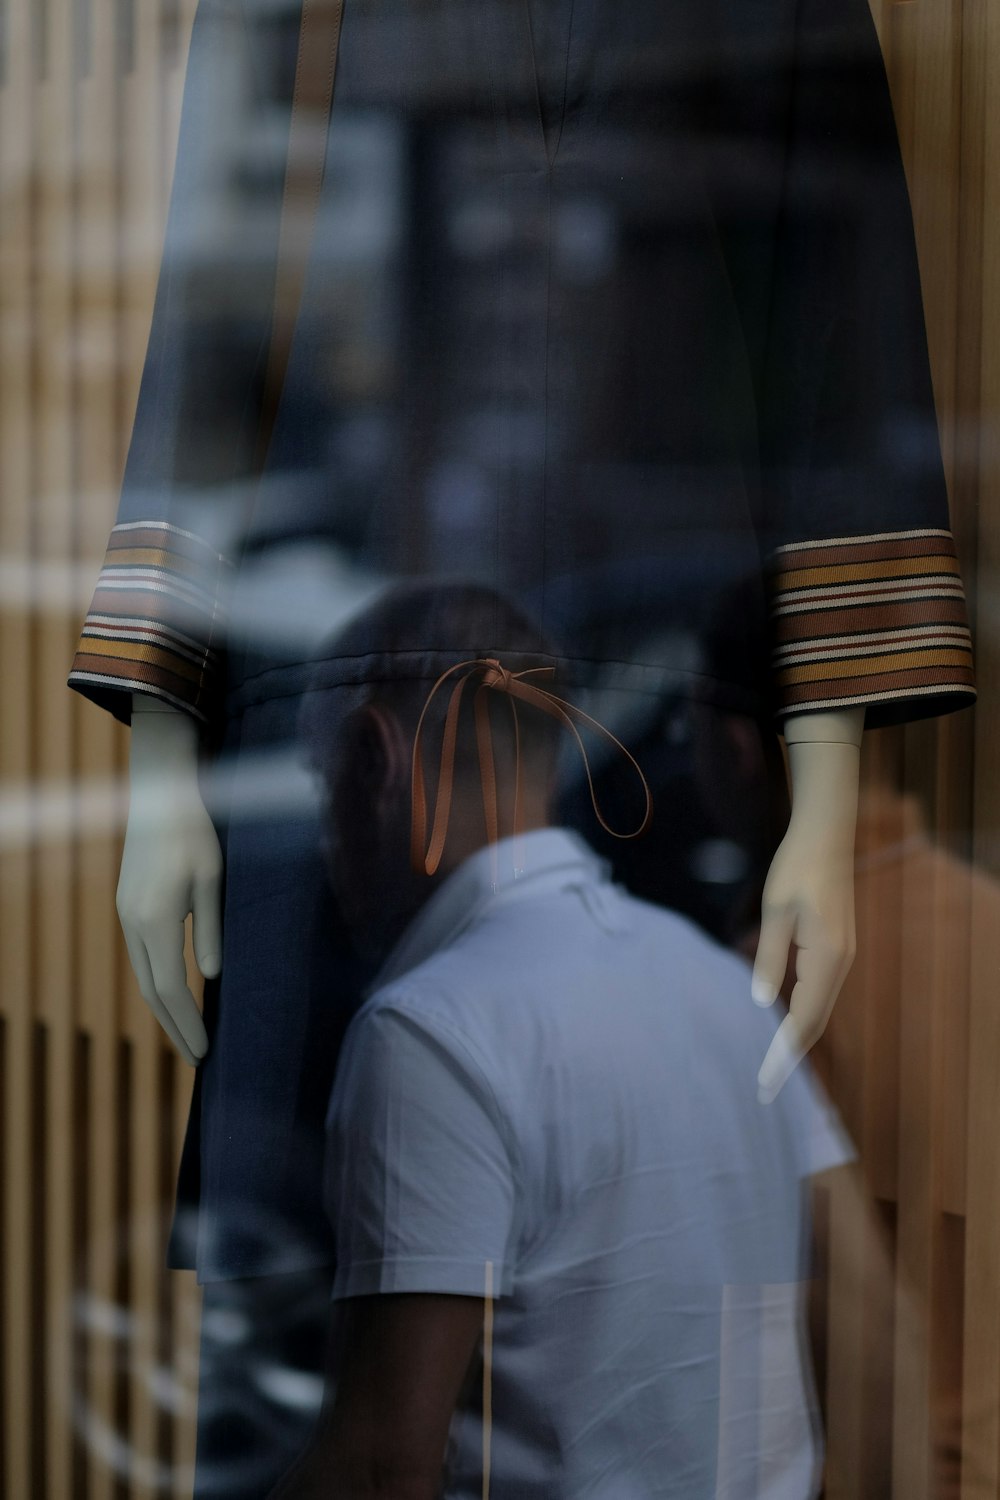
[[756, 0, 976, 729], [67, 519, 234, 727], [67, 0, 292, 728]]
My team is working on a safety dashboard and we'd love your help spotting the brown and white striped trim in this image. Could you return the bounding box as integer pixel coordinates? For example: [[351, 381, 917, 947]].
[[67, 520, 234, 724], [766, 528, 976, 719]]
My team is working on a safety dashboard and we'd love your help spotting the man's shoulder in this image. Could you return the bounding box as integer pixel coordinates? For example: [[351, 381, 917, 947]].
[[614, 886, 759, 992], [345, 972, 487, 1074], [362, 882, 757, 1032]]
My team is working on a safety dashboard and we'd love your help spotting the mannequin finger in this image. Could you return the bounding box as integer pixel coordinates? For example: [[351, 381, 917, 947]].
[[757, 935, 847, 1101], [751, 902, 796, 1006], [756, 1013, 805, 1103], [787, 938, 848, 1051], [144, 925, 210, 1061], [148, 994, 203, 1069], [191, 868, 223, 979], [121, 927, 202, 1067]]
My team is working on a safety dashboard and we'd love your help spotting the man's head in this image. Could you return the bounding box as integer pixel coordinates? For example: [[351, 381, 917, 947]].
[[299, 580, 564, 963]]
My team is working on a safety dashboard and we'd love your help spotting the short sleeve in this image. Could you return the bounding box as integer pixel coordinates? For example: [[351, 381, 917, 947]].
[[323, 1003, 518, 1301], [755, 0, 976, 728]]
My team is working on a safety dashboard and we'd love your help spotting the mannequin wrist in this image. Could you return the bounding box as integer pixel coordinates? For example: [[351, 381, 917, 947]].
[[129, 693, 202, 776], [782, 706, 865, 748], [131, 691, 190, 716], [785, 737, 861, 849]]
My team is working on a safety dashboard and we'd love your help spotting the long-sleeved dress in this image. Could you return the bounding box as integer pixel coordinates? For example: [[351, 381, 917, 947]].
[[68, 0, 975, 1282]]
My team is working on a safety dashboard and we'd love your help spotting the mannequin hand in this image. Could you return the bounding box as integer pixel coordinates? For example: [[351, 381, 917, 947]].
[[117, 696, 222, 1066], [752, 817, 856, 1100], [752, 716, 862, 1102]]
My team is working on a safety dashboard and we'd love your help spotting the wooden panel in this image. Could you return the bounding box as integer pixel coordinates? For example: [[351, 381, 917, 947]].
[[76, 0, 129, 1490], [1, 0, 201, 1493], [814, 2, 997, 1497], [35, 0, 81, 1495], [962, 0, 1000, 1487], [1, 0, 998, 1497], [162, 17, 203, 1499], [169, 1043, 199, 1500], [120, 4, 167, 1493], [1, 0, 41, 1491], [795, 2, 995, 1497]]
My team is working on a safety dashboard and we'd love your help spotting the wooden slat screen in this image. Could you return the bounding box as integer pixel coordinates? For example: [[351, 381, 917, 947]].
[[811, 4, 994, 1498], [1, 0, 200, 1494], [0, 1, 997, 1497]]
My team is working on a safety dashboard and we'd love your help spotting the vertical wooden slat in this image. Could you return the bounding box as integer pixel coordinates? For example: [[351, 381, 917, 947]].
[[934, 744, 974, 1227], [35, 0, 82, 1489], [905, 0, 962, 484], [956, 0, 988, 548], [1, 0, 38, 1490], [824, 1173, 868, 1498], [886, 0, 920, 167], [76, 0, 128, 1488], [905, 0, 975, 1230], [159, 9, 203, 1494], [170, 1072, 200, 1500], [862, 733, 905, 1212], [951, 68, 990, 1495], [821, 730, 906, 1497], [964, 871, 1000, 1500], [962, 0, 1000, 1484], [128, 1021, 162, 1499], [907, 0, 976, 1230], [893, 738, 935, 1500], [823, 1167, 901, 1500], [120, 1, 168, 1493]]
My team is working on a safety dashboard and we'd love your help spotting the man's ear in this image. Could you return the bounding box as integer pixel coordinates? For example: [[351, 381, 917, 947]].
[[356, 701, 411, 817]]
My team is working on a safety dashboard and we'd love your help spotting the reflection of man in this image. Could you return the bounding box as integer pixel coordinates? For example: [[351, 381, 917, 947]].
[[274, 581, 855, 1499]]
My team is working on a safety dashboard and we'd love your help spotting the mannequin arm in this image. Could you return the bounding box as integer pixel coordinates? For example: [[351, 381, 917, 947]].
[[752, 707, 863, 1102], [118, 692, 223, 1066]]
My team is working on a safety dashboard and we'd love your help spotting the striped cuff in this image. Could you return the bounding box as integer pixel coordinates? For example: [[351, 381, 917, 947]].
[[767, 528, 976, 725], [67, 520, 234, 726]]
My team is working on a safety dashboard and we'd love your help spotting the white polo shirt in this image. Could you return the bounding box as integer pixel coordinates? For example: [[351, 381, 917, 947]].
[[324, 826, 854, 1499]]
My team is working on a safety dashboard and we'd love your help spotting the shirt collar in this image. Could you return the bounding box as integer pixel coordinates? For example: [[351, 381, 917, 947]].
[[367, 826, 611, 995]]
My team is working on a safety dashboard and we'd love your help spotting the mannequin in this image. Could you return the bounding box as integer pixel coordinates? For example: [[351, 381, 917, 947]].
[[123, 688, 863, 1101]]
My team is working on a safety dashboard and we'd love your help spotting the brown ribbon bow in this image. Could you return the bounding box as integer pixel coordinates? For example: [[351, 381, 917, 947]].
[[410, 657, 654, 886]]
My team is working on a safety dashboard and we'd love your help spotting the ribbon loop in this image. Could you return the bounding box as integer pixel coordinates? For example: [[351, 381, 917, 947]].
[[410, 658, 653, 884]]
